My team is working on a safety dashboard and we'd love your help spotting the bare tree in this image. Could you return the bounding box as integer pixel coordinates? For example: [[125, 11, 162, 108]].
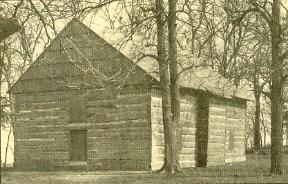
[[226, 0, 288, 175], [0, 11, 21, 182], [167, 0, 181, 173], [154, 0, 175, 173], [1, 0, 123, 173], [1, 26, 40, 168]]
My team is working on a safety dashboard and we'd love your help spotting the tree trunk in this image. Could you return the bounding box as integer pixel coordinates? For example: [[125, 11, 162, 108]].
[[270, 0, 283, 175], [263, 126, 266, 147], [253, 52, 261, 152], [155, 0, 173, 173], [286, 123, 288, 146], [254, 92, 261, 152], [168, 0, 181, 173], [3, 125, 12, 168], [3, 90, 14, 169], [261, 113, 267, 147], [0, 46, 3, 177]]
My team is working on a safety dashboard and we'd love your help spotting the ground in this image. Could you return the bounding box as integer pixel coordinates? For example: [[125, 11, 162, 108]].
[[2, 152, 288, 184]]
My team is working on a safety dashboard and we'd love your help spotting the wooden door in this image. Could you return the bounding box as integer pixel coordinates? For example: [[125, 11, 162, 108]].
[[70, 130, 87, 161]]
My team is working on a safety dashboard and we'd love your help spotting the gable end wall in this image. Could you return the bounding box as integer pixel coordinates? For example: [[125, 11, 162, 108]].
[[13, 85, 152, 171]]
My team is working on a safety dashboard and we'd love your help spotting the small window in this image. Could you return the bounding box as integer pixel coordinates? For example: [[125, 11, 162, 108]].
[[229, 130, 235, 150]]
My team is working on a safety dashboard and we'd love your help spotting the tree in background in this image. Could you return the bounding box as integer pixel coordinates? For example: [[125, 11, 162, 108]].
[[225, 0, 288, 175], [2, 0, 288, 175], [0, 0, 122, 167], [0, 9, 21, 182]]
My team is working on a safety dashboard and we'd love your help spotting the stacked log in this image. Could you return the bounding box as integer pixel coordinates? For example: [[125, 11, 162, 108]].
[[13, 85, 152, 170], [150, 90, 197, 171], [207, 103, 227, 166], [85, 85, 151, 170], [13, 90, 75, 170], [208, 98, 246, 166], [224, 106, 246, 163]]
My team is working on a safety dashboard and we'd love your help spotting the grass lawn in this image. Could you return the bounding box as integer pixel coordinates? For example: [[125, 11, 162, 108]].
[[2, 152, 288, 184]]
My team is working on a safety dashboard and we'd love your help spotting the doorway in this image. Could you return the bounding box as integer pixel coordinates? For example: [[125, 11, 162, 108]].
[[195, 95, 209, 167], [70, 130, 87, 162]]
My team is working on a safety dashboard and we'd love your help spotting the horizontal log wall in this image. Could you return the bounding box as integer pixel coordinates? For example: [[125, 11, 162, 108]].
[[13, 85, 152, 171], [13, 90, 83, 170], [225, 103, 246, 163], [208, 97, 246, 166], [150, 90, 197, 171], [207, 103, 226, 167], [85, 85, 151, 170], [11, 20, 155, 94], [11, 19, 158, 170]]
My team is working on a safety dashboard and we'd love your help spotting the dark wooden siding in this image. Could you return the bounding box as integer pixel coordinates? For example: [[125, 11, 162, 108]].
[[85, 85, 151, 170], [11, 18, 155, 171], [70, 130, 87, 161], [13, 90, 81, 170], [13, 85, 152, 170], [10, 19, 154, 94]]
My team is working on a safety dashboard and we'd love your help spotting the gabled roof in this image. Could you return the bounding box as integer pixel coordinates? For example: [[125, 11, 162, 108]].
[[9, 18, 250, 100]]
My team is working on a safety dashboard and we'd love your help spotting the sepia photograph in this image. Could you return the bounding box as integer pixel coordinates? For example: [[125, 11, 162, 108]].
[[0, 0, 288, 183]]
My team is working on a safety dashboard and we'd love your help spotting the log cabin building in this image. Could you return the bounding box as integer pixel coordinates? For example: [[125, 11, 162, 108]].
[[9, 18, 249, 171]]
